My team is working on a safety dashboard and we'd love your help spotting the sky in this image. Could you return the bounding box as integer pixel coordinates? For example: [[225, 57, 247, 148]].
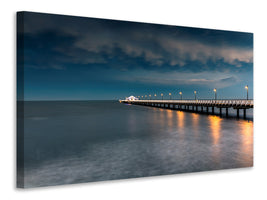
[[17, 12, 253, 100]]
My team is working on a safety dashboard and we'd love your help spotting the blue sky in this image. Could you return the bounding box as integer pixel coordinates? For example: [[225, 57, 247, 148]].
[[18, 12, 253, 100]]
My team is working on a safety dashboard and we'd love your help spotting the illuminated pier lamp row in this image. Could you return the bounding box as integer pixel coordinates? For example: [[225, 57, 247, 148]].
[[134, 86, 250, 100]]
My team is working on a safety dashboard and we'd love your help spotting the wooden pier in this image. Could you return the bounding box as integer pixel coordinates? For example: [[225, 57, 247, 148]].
[[120, 99, 253, 119]]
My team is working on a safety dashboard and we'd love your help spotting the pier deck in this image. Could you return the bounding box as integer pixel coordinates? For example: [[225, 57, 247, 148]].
[[120, 99, 253, 119]]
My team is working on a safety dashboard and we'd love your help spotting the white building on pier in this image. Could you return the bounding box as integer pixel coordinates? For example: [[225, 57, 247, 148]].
[[125, 96, 139, 101]]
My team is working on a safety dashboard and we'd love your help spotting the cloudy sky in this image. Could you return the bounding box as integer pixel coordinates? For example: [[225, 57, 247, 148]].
[[18, 12, 253, 100]]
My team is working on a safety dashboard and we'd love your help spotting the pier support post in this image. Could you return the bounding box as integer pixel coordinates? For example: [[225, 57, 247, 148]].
[[219, 108, 222, 116], [201, 106, 203, 113], [206, 107, 209, 113], [237, 108, 240, 118], [243, 109, 247, 119], [226, 108, 228, 117], [196, 106, 198, 112], [212, 107, 214, 114]]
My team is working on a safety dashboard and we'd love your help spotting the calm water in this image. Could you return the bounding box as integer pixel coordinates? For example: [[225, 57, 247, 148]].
[[20, 101, 253, 188]]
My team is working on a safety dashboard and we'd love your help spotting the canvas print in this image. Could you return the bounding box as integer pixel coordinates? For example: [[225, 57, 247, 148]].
[[17, 11, 253, 188]]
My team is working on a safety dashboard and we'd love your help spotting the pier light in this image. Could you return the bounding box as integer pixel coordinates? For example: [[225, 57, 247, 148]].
[[179, 92, 183, 100], [161, 93, 163, 100], [213, 88, 217, 100], [169, 93, 172, 100], [149, 94, 151, 100], [245, 85, 248, 100], [145, 95, 147, 100], [194, 91, 197, 100]]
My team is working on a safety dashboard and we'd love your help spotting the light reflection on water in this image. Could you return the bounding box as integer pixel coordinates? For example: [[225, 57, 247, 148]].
[[239, 121, 253, 165], [177, 111, 185, 139], [209, 115, 222, 145], [208, 116, 222, 166], [22, 101, 253, 188], [191, 113, 199, 138]]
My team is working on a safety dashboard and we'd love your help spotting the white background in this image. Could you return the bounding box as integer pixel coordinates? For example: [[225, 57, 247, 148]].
[[1, 0, 267, 199]]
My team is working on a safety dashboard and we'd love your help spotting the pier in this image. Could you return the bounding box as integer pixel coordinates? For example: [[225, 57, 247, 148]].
[[120, 99, 253, 119]]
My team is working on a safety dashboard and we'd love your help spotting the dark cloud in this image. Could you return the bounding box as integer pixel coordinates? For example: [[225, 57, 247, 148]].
[[18, 12, 253, 100], [21, 11, 253, 73]]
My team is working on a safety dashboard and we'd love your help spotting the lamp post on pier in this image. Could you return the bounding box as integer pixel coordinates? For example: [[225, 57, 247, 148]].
[[161, 93, 163, 100], [245, 85, 248, 100], [213, 88, 217, 101], [154, 94, 157, 100], [179, 92, 183, 100], [194, 91, 197, 100], [169, 93, 172, 100], [149, 94, 151, 100]]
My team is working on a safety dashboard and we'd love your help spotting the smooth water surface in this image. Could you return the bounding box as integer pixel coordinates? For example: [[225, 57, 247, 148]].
[[20, 101, 253, 187]]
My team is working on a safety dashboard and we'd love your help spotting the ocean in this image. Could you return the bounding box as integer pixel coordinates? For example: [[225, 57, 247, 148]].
[[18, 100, 253, 188]]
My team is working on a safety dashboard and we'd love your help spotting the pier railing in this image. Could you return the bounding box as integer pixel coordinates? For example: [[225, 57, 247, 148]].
[[121, 99, 253, 107]]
